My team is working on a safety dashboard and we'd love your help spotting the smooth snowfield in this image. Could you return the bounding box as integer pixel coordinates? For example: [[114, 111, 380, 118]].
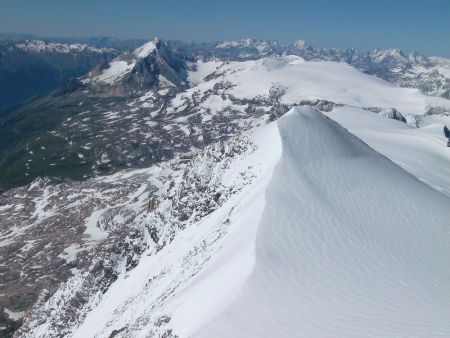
[[196, 107, 450, 338], [325, 106, 450, 196], [94, 60, 135, 84]]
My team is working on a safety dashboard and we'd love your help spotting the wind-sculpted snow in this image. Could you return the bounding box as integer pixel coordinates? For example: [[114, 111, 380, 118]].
[[13, 107, 450, 338], [197, 107, 450, 338]]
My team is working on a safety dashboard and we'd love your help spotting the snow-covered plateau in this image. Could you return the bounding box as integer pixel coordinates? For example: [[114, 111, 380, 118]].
[[1, 39, 450, 338]]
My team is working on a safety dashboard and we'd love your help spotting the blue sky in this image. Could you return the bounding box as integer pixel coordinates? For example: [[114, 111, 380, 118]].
[[2, 0, 449, 56]]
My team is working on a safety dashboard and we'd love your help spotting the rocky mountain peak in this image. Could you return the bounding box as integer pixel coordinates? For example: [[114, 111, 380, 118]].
[[82, 38, 188, 95]]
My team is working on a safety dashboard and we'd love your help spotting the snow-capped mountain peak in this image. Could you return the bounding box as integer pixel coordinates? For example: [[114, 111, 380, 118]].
[[83, 38, 187, 90]]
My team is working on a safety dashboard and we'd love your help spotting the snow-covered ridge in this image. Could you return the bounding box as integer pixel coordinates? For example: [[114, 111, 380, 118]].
[[14, 40, 114, 54], [14, 107, 450, 338], [15, 124, 279, 337], [196, 107, 450, 337]]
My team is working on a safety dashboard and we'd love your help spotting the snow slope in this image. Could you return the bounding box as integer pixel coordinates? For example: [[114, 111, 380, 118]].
[[90, 39, 159, 84], [325, 106, 450, 196], [61, 106, 450, 338], [196, 107, 450, 338], [13, 96, 450, 337], [94, 60, 136, 84], [185, 57, 450, 115], [62, 123, 282, 338], [134, 39, 158, 58]]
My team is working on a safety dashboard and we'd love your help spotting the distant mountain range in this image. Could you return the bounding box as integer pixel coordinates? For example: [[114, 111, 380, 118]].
[[0, 40, 119, 114], [2, 35, 449, 113]]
